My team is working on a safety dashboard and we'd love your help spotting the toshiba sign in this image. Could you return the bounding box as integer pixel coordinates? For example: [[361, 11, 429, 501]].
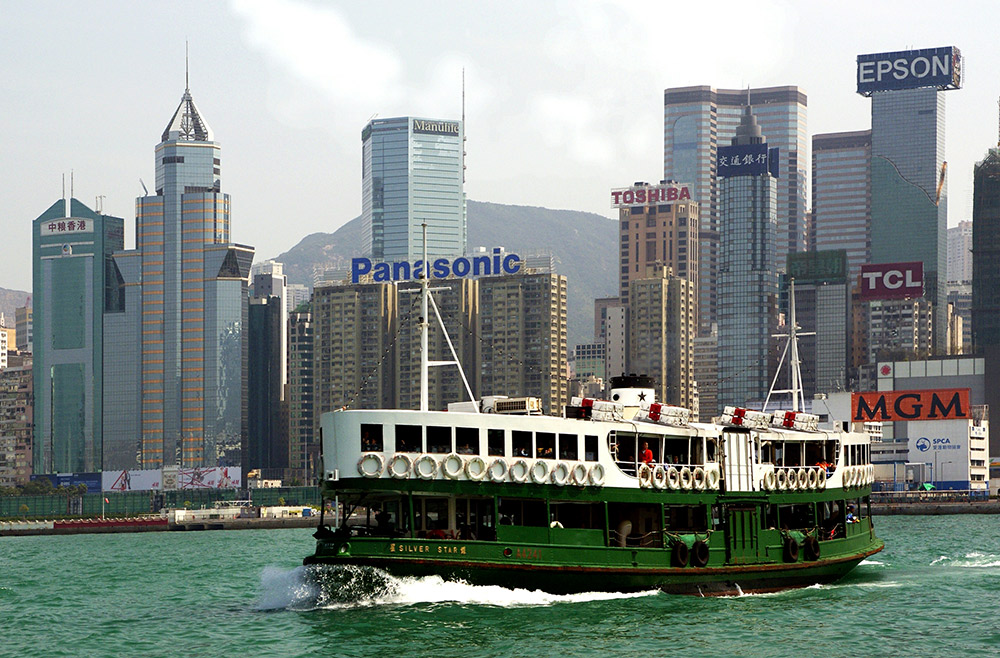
[[852, 389, 970, 422], [858, 262, 923, 301]]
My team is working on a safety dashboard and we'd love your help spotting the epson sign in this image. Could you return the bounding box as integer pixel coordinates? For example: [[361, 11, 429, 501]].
[[857, 47, 961, 95]]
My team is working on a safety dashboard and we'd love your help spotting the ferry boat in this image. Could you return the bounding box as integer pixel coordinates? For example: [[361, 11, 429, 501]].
[[304, 235, 883, 596]]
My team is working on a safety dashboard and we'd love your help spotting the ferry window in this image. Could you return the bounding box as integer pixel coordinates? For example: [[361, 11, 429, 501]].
[[690, 437, 704, 465], [456, 497, 495, 540], [663, 436, 688, 465], [427, 426, 451, 454], [805, 441, 826, 467], [416, 496, 449, 535], [558, 434, 578, 460], [760, 440, 772, 464], [536, 432, 555, 458], [764, 504, 778, 530], [512, 430, 532, 458], [487, 429, 505, 456], [395, 425, 421, 452], [361, 424, 383, 452], [639, 433, 660, 463], [498, 497, 547, 526], [706, 438, 718, 462], [777, 504, 814, 531], [585, 435, 598, 461], [785, 442, 803, 467], [550, 501, 602, 529], [456, 427, 479, 454], [774, 443, 785, 466], [613, 431, 637, 466], [664, 505, 708, 532]]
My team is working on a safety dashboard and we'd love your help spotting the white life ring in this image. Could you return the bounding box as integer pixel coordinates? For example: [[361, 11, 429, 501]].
[[869, 464, 875, 483], [707, 467, 721, 490], [785, 468, 797, 491], [551, 461, 571, 486], [388, 453, 411, 479], [667, 466, 681, 490], [442, 453, 464, 480], [637, 463, 653, 488], [510, 458, 530, 483], [571, 462, 589, 486], [807, 467, 819, 490], [763, 470, 776, 491], [679, 467, 693, 490], [357, 452, 384, 478], [816, 468, 827, 490], [692, 467, 706, 491], [844, 466, 854, 489], [797, 468, 810, 490], [776, 468, 788, 490], [530, 459, 550, 485], [652, 465, 668, 490], [588, 463, 606, 487], [414, 454, 438, 480], [488, 458, 509, 482], [465, 455, 487, 481]]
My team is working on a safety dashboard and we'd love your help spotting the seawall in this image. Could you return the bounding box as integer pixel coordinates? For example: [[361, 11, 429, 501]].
[[0, 515, 317, 537]]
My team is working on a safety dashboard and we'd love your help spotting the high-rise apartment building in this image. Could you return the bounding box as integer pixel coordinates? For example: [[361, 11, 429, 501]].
[[812, 131, 871, 286], [604, 305, 628, 383], [0, 362, 33, 486], [868, 299, 933, 362], [287, 307, 315, 483], [971, 146, 1000, 449], [716, 107, 780, 407], [104, 79, 254, 471], [252, 260, 288, 393], [247, 296, 287, 476], [15, 302, 32, 353], [478, 272, 568, 414], [627, 266, 695, 409], [361, 117, 466, 262], [860, 47, 961, 354], [613, 181, 699, 307], [32, 198, 124, 474], [693, 327, 717, 420], [573, 343, 606, 381], [947, 220, 973, 283], [664, 85, 808, 334]]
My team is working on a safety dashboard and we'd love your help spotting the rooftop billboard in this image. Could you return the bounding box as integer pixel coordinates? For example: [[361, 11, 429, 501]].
[[858, 262, 924, 301], [717, 145, 780, 179], [852, 388, 970, 422], [610, 183, 692, 208], [857, 46, 962, 95]]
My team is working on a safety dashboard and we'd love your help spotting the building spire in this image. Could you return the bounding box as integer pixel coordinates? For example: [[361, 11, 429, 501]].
[[185, 39, 190, 93], [161, 45, 213, 143]]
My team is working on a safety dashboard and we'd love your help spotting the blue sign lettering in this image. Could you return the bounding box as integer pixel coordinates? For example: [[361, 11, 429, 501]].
[[351, 248, 522, 284]]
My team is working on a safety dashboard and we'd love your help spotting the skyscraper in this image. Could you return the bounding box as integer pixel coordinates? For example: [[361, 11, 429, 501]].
[[860, 47, 961, 354], [716, 107, 780, 407], [812, 130, 871, 286], [104, 77, 254, 471], [947, 220, 973, 284], [33, 198, 123, 474], [287, 307, 315, 483], [664, 86, 807, 334], [971, 146, 1000, 453], [361, 117, 466, 262]]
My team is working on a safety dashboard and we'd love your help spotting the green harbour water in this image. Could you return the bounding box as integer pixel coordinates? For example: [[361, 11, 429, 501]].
[[2, 516, 998, 657]]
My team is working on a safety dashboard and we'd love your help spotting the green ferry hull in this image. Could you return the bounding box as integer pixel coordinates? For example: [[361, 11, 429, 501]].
[[304, 534, 884, 596]]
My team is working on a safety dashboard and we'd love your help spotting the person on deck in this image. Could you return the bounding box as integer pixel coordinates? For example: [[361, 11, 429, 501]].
[[641, 441, 653, 466]]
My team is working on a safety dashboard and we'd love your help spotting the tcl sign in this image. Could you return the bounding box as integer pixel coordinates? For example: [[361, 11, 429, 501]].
[[858, 262, 923, 301]]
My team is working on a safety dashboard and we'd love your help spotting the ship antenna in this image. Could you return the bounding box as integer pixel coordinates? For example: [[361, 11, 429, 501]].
[[764, 278, 813, 412]]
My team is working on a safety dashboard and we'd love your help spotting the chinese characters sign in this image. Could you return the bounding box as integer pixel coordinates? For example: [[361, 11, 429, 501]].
[[717, 144, 780, 178], [41, 219, 94, 236]]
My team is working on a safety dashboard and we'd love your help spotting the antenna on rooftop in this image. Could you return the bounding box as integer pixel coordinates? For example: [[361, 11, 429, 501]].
[[139, 178, 149, 196], [462, 67, 467, 183], [185, 39, 190, 92]]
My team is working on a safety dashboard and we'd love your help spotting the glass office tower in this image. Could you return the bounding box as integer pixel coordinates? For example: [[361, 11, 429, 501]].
[[104, 82, 253, 471], [361, 117, 466, 262], [812, 130, 871, 286], [33, 198, 124, 474]]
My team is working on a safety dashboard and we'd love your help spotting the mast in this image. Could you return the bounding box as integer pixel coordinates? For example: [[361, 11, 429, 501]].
[[764, 278, 813, 412]]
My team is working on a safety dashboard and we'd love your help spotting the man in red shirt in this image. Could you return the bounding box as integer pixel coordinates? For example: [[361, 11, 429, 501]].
[[641, 441, 654, 465]]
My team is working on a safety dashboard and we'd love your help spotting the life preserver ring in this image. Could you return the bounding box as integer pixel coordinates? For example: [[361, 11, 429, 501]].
[[551, 461, 571, 486], [488, 458, 509, 482], [388, 453, 411, 479], [869, 464, 875, 484], [693, 466, 706, 491], [588, 463, 606, 487], [783, 537, 800, 563], [571, 462, 589, 486], [816, 468, 827, 490], [666, 466, 681, 490], [510, 458, 530, 483], [637, 463, 653, 488], [414, 454, 438, 479], [807, 468, 819, 490], [679, 467, 693, 490], [465, 455, 487, 481], [652, 465, 668, 490], [763, 470, 776, 491], [357, 452, 384, 478], [844, 466, 855, 489], [797, 468, 810, 490], [803, 535, 821, 561], [776, 468, 788, 490], [530, 459, 550, 485], [690, 540, 710, 568], [707, 467, 721, 490], [672, 541, 690, 568], [442, 452, 464, 480]]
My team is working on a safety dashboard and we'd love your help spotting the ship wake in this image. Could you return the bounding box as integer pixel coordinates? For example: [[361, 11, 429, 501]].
[[256, 564, 658, 611]]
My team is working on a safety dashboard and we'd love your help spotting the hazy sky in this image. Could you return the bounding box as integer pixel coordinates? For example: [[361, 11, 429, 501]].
[[2, 0, 997, 291]]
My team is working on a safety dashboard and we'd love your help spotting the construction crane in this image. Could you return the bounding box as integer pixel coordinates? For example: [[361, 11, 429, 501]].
[[935, 161, 947, 206]]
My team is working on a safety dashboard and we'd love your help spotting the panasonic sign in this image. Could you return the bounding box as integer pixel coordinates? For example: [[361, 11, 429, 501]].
[[351, 249, 521, 284], [857, 46, 961, 95]]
